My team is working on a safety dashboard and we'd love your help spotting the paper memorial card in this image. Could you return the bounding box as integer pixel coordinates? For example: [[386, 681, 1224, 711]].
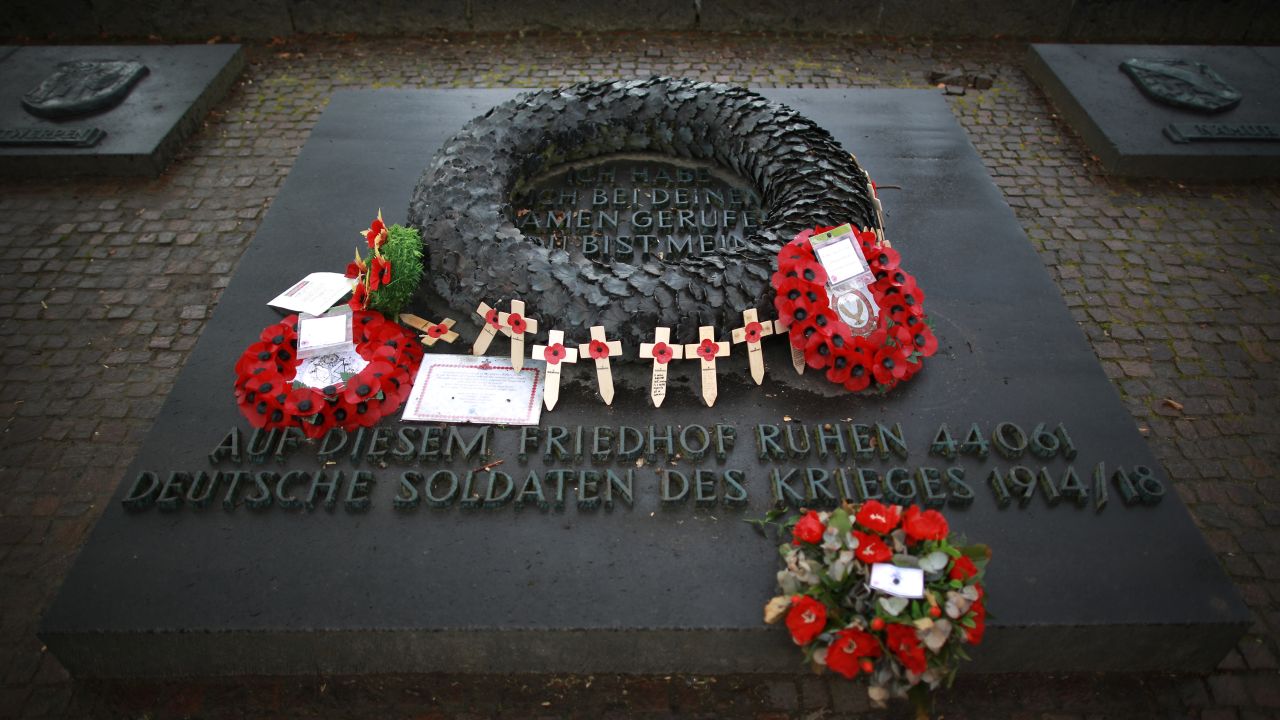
[[295, 347, 368, 390], [868, 563, 926, 599], [683, 325, 730, 408], [296, 311, 354, 359], [731, 308, 777, 385], [267, 272, 353, 317], [401, 354, 544, 425], [639, 327, 683, 408], [809, 223, 879, 337]]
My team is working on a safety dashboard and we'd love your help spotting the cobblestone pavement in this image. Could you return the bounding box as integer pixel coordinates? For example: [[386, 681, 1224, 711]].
[[0, 32, 1277, 719]]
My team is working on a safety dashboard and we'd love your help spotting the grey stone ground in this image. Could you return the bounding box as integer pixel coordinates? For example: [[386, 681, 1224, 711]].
[[0, 32, 1277, 719]]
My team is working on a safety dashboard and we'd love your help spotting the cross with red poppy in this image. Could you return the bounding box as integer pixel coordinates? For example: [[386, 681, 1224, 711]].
[[531, 329, 577, 411], [578, 325, 623, 406], [471, 301, 504, 356], [771, 316, 807, 376], [730, 308, 781, 385], [398, 313, 459, 347], [498, 298, 539, 373], [638, 326, 684, 408], [683, 326, 731, 408]]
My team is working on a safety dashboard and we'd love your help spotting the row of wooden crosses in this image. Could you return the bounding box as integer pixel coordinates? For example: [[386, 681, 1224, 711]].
[[399, 299, 808, 411]]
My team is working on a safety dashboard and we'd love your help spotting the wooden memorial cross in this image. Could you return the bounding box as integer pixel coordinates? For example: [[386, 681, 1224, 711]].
[[638, 327, 683, 408], [471, 301, 504, 356], [773, 317, 806, 375], [531, 329, 578, 411], [399, 314, 459, 347], [580, 325, 623, 405], [730, 308, 780, 385], [683, 326, 730, 408], [498, 299, 539, 372]]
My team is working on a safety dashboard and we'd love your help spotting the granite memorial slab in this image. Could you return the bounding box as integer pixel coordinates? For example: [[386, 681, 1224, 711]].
[[1027, 43, 1280, 180], [0, 44, 244, 178], [39, 88, 1248, 678]]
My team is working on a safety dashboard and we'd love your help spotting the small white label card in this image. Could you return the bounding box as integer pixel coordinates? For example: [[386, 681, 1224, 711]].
[[268, 272, 353, 316], [809, 223, 879, 337], [810, 224, 874, 287], [401, 354, 545, 425], [296, 311, 354, 359], [868, 563, 926, 599]]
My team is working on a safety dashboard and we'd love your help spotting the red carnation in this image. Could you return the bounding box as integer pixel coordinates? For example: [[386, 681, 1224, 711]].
[[826, 628, 882, 679], [949, 555, 979, 582], [588, 339, 610, 360], [785, 595, 827, 646], [885, 623, 927, 674], [965, 600, 986, 644], [852, 530, 892, 564], [650, 342, 674, 364], [856, 499, 902, 535], [903, 505, 949, 543], [792, 510, 825, 545]]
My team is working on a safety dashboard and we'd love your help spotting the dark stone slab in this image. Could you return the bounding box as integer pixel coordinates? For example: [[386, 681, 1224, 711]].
[[39, 88, 1248, 678], [0, 45, 244, 177], [1063, 0, 1269, 43], [1027, 43, 1280, 180]]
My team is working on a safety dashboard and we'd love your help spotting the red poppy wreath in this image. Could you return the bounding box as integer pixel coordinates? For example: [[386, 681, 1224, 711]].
[[233, 311, 423, 437], [772, 226, 937, 393]]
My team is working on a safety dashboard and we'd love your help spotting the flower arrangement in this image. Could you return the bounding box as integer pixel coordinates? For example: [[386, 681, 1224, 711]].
[[233, 311, 423, 438], [763, 501, 989, 716], [346, 210, 424, 316], [772, 226, 937, 393]]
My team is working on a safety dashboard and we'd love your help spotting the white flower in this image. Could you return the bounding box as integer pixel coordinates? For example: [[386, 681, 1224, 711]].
[[828, 549, 856, 582]]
